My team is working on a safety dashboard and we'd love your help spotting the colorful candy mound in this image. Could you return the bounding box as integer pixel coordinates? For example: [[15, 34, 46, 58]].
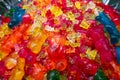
[[0, 0, 120, 80]]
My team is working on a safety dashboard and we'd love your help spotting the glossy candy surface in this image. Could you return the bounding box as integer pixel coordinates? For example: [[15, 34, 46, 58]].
[[116, 47, 120, 64], [47, 69, 60, 80], [96, 12, 120, 44], [0, 0, 120, 80], [94, 69, 108, 80], [8, 7, 25, 28]]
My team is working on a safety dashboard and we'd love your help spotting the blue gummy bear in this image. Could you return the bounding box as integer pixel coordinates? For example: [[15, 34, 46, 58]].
[[116, 47, 120, 64], [96, 12, 120, 44], [110, 35, 120, 44], [8, 18, 19, 28], [8, 6, 25, 28], [13, 9, 25, 22]]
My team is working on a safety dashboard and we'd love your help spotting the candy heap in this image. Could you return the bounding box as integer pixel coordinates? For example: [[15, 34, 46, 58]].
[[0, 0, 120, 80]]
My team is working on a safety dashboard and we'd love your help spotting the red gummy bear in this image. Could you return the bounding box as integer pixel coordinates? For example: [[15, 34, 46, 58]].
[[22, 14, 33, 24], [18, 47, 36, 64]]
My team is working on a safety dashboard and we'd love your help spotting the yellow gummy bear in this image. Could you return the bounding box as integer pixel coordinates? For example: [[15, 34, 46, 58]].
[[86, 48, 97, 60], [27, 29, 48, 54], [65, 40, 70, 46], [75, 1, 81, 9], [0, 23, 11, 38], [41, 9, 47, 17], [9, 58, 25, 80], [50, 5, 63, 17], [65, 40, 80, 47], [5, 58, 17, 69], [80, 19, 91, 29], [67, 11, 75, 21], [70, 43, 80, 47]]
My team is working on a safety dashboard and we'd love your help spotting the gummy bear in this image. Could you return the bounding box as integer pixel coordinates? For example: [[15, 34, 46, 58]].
[[8, 6, 25, 28], [96, 12, 120, 44], [27, 30, 48, 54], [9, 58, 25, 80], [47, 69, 60, 80], [116, 47, 120, 64], [0, 61, 6, 76], [31, 63, 46, 80], [50, 5, 63, 17], [94, 69, 108, 80], [18, 47, 36, 64]]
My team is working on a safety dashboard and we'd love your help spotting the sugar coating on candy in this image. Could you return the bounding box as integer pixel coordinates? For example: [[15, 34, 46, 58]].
[[0, 0, 120, 80]]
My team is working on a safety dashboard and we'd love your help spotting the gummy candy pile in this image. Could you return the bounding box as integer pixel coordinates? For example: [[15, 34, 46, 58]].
[[0, 0, 120, 80]]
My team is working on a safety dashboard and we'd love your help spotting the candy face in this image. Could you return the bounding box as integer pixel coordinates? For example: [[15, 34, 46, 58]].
[[0, 0, 120, 80]]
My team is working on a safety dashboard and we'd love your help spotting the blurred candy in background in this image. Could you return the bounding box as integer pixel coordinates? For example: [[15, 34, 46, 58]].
[[0, 0, 120, 80], [102, 0, 120, 13]]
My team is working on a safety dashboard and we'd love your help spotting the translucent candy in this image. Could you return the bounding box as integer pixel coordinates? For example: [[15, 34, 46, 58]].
[[47, 69, 60, 80], [66, 32, 81, 47], [67, 11, 75, 21], [86, 48, 97, 60], [110, 61, 120, 79], [88, 25, 115, 64], [22, 14, 33, 24], [55, 59, 67, 71], [0, 23, 11, 38], [66, 0, 73, 7], [0, 51, 8, 60], [41, 8, 47, 17], [81, 58, 100, 76], [5, 58, 17, 69], [87, 1, 96, 10], [48, 45, 66, 62], [0, 24, 29, 54], [8, 6, 25, 28], [94, 69, 108, 80], [31, 63, 46, 80], [96, 12, 120, 44], [75, 1, 81, 9], [27, 30, 48, 54], [9, 58, 25, 80], [0, 0, 120, 80], [116, 47, 120, 64], [80, 19, 91, 29], [44, 59, 56, 70], [0, 61, 6, 76], [50, 5, 63, 17], [18, 47, 36, 64]]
